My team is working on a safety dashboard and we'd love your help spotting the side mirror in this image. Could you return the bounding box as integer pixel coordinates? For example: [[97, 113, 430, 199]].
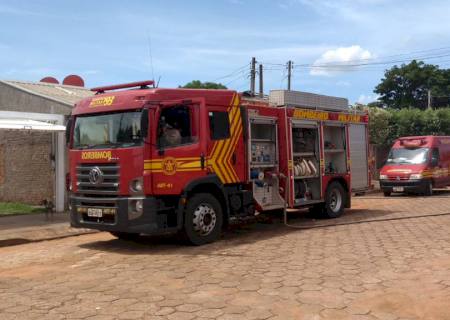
[[65, 117, 72, 146], [156, 115, 166, 155], [431, 157, 439, 167], [140, 109, 149, 142]]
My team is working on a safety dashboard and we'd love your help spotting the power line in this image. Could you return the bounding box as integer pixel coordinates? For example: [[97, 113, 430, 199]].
[[299, 47, 450, 67], [302, 52, 450, 69], [224, 71, 249, 86], [210, 63, 250, 82], [256, 46, 450, 70]]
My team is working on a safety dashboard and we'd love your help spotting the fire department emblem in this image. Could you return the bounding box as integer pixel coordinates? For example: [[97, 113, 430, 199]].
[[162, 157, 177, 175], [89, 167, 103, 184]]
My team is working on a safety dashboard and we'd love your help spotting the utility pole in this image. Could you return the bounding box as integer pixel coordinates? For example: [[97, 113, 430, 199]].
[[250, 57, 256, 96], [287, 60, 293, 91], [259, 64, 263, 98], [428, 89, 432, 109]]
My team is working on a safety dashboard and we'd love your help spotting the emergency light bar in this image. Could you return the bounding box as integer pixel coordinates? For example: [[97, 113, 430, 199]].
[[400, 138, 426, 148], [91, 80, 155, 94]]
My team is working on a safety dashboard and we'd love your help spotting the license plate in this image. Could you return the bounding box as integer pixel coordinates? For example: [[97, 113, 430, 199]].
[[87, 208, 103, 218], [393, 187, 404, 192]]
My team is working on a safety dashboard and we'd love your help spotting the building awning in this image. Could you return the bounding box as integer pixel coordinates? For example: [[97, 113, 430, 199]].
[[0, 118, 66, 132], [0, 111, 66, 212]]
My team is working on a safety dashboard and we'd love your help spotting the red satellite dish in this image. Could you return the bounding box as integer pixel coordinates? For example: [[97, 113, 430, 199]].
[[62, 75, 85, 87], [40, 77, 59, 84]]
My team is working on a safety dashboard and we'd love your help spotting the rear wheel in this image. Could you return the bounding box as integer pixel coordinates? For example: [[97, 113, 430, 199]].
[[182, 193, 223, 245], [110, 232, 140, 241], [323, 181, 346, 218], [424, 180, 433, 196]]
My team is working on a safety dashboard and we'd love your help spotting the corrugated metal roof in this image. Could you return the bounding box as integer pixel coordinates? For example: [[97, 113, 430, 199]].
[[0, 79, 94, 106]]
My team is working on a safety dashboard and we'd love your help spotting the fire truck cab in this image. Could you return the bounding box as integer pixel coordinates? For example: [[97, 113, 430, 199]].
[[380, 136, 450, 196], [67, 81, 369, 245]]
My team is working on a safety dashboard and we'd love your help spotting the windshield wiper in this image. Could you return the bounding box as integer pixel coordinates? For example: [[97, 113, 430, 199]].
[[76, 140, 141, 150], [77, 144, 96, 150]]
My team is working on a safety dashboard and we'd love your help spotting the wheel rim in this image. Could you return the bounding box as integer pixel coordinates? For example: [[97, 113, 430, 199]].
[[329, 188, 342, 213], [192, 203, 217, 236]]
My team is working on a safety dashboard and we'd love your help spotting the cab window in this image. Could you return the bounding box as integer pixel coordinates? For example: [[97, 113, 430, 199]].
[[157, 105, 198, 148]]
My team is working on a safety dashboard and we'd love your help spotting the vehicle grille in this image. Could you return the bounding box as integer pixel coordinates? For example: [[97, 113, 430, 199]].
[[388, 175, 409, 181], [75, 163, 120, 224], [76, 163, 120, 197]]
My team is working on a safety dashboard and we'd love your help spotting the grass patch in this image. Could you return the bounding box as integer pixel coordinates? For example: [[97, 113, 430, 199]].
[[0, 202, 47, 216]]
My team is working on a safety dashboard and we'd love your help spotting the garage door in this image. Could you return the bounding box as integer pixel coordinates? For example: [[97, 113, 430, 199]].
[[349, 124, 369, 191]]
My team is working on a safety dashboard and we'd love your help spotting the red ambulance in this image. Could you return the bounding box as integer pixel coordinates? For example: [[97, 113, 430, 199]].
[[379, 136, 450, 196]]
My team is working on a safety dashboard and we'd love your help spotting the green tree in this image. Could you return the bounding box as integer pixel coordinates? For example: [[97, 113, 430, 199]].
[[374, 60, 450, 109], [181, 80, 227, 89], [367, 107, 391, 145]]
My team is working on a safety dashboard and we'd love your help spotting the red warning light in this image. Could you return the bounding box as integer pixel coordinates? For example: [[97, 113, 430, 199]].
[[40, 77, 59, 84], [63, 75, 85, 87]]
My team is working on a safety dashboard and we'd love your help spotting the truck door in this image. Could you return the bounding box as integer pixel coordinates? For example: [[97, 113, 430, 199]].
[[349, 123, 369, 191], [149, 99, 208, 195]]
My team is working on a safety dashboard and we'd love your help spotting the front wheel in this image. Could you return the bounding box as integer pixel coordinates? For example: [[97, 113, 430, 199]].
[[383, 191, 391, 197], [323, 181, 346, 218], [182, 193, 223, 245], [424, 180, 433, 196]]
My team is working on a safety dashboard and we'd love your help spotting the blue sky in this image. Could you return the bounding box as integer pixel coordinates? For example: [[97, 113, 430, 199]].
[[1, 0, 450, 104]]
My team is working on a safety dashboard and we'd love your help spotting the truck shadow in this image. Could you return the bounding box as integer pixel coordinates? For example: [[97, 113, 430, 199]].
[[79, 207, 395, 255]]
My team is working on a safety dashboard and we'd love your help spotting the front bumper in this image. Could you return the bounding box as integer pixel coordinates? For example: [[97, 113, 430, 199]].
[[70, 196, 179, 234], [379, 179, 429, 193]]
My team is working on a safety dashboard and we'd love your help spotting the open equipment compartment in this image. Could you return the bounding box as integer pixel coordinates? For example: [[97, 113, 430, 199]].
[[249, 117, 284, 210], [323, 124, 347, 175], [291, 120, 321, 204]]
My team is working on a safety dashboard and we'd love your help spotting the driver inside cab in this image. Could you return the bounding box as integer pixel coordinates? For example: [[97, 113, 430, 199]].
[[161, 122, 182, 147]]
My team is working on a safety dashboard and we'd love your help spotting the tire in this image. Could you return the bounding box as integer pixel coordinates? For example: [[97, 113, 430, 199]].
[[424, 180, 433, 196], [182, 193, 223, 245], [110, 232, 140, 241], [383, 191, 391, 197], [323, 181, 346, 218]]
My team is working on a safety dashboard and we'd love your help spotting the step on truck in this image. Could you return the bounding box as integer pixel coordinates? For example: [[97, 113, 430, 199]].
[[67, 81, 370, 245]]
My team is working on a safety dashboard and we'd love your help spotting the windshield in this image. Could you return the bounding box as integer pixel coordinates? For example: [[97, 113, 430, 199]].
[[73, 111, 143, 149], [386, 147, 429, 165]]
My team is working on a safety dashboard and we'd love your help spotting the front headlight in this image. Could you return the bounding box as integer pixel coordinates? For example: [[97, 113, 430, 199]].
[[130, 178, 143, 193], [379, 174, 388, 180], [410, 173, 422, 180]]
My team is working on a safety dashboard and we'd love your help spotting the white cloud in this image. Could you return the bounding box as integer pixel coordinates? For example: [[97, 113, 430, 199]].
[[310, 45, 373, 76], [357, 93, 379, 104]]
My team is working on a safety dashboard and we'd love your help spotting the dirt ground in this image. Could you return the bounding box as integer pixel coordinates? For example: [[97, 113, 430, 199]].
[[1, 193, 450, 320]]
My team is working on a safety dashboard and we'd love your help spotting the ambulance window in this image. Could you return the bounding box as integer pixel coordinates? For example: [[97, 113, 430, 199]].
[[158, 105, 198, 148], [209, 111, 230, 140]]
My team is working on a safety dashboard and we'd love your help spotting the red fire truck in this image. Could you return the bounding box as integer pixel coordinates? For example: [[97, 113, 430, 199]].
[[67, 81, 369, 245]]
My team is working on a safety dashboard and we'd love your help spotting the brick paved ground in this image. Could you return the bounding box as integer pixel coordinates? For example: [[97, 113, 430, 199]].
[[1, 192, 450, 320]]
